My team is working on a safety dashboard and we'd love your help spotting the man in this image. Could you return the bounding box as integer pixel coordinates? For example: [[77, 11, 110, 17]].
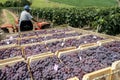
[[19, 5, 37, 32]]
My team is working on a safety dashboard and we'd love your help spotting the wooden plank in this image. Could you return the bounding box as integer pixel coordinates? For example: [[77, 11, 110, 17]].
[[67, 77, 79, 80], [55, 46, 76, 56], [79, 43, 98, 50], [21, 42, 44, 47], [69, 27, 116, 39], [83, 67, 112, 80], [111, 60, 120, 80], [0, 57, 24, 68], [97, 39, 115, 46], [0, 46, 23, 62], [57, 48, 80, 58]]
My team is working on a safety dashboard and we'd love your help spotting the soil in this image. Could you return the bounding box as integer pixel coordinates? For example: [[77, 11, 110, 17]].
[[0, 9, 18, 33]]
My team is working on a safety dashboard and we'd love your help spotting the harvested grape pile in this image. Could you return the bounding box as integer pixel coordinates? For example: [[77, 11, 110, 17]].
[[47, 35, 104, 53], [3, 28, 104, 57], [30, 56, 75, 80], [6, 34, 20, 39], [0, 39, 18, 46], [24, 44, 49, 57], [60, 43, 120, 79], [20, 28, 73, 38], [0, 28, 119, 80], [102, 41, 120, 53], [20, 32, 82, 45], [0, 61, 31, 80], [20, 37, 39, 45], [0, 47, 22, 60]]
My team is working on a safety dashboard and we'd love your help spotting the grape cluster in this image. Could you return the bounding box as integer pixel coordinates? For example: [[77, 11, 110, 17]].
[[78, 35, 104, 44], [47, 35, 104, 53], [21, 32, 36, 38], [20, 36, 47, 45], [20, 37, 38, 45], [0, 47, 22, 60], [0, 39, 18, 46], [64, 35, 104, 48], [46, 32, 82, 40], [6, 35, 20, 39], [102, 41, 120, 53], [0, 61, 31, 80], [46, 41, 65, 53], [24, 44, 48, 57], [79, 46, 120, 66], [64, 39, 80, 48], [60, 53, 86, 80], [37, 36, 46, 42], [35, 30, 47, 35], [60, 46, 120, 79], [20, 32, 82, 45], [30, 56, 74, 80], [36, 28, 73, 36], [45, 28, 72, 34], [65, 32, 82, 37]]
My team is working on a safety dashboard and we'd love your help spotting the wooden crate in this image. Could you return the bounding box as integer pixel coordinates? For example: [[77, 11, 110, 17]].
[[76, 33, 108, 49], [0, 38, 20, 47], [36, 27, 73, 36], [55, 46, 76, 56], [20, 35, 38, 40], [20, 31, 37, 38], [57, 45, 112, 80], [28, 53, 54, 64], [70, 27, 116, 40], [111, 60, 120, 80], [21, 42, 44, 47], [19, 36, 40, 46], [97, 39, 115, 46], [22, 42, 50, 60], [45, 38, 63, 44], [113, 36, 120, 40], [67, 77, 79, 80], [65, 31, 76, 34], [38, 33, 52, 37], [78, 33, 106, 40], [83, 67, 112, 80], [0, 43, 18, 49], [79, 43, 98, 50], [6, 33, 20, 39], [45, 38, 77, 54], [57, 48, 80, 58], [57, 43, 98, 57], [0, 57, 24, 67], [0, 57, 32, 80], [27, 52, 52, 61], [28, 53, 54, 80], [0, 46, 23, 62], [63, 36, 81, 41]]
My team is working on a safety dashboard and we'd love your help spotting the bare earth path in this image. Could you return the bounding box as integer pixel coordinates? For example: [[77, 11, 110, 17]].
[[1, 9, 13, 33], [6, 9, 18, 21], [2, 9, 9, 24], [1, 9, 18, 33]]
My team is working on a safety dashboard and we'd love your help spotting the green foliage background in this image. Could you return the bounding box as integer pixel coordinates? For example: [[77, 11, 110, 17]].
[[9, 7, 120, 35]]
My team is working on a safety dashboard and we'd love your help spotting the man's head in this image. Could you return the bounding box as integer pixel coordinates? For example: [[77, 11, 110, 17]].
[[24, 5, 31, 12]]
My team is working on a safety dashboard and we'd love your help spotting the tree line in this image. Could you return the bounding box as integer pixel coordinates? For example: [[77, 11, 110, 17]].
[[0, 0, 31, 7]]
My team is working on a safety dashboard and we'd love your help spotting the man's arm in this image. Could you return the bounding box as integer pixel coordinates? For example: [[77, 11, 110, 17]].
[[32, 18, 37, 22]]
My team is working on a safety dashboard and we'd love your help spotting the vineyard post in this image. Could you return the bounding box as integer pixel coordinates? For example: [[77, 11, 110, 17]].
[[31, 9, 34, 17], [37, 12, 39, 21]]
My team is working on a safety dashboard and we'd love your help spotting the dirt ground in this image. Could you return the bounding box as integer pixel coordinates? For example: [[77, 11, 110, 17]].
[[0, 9, 18, 33]]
